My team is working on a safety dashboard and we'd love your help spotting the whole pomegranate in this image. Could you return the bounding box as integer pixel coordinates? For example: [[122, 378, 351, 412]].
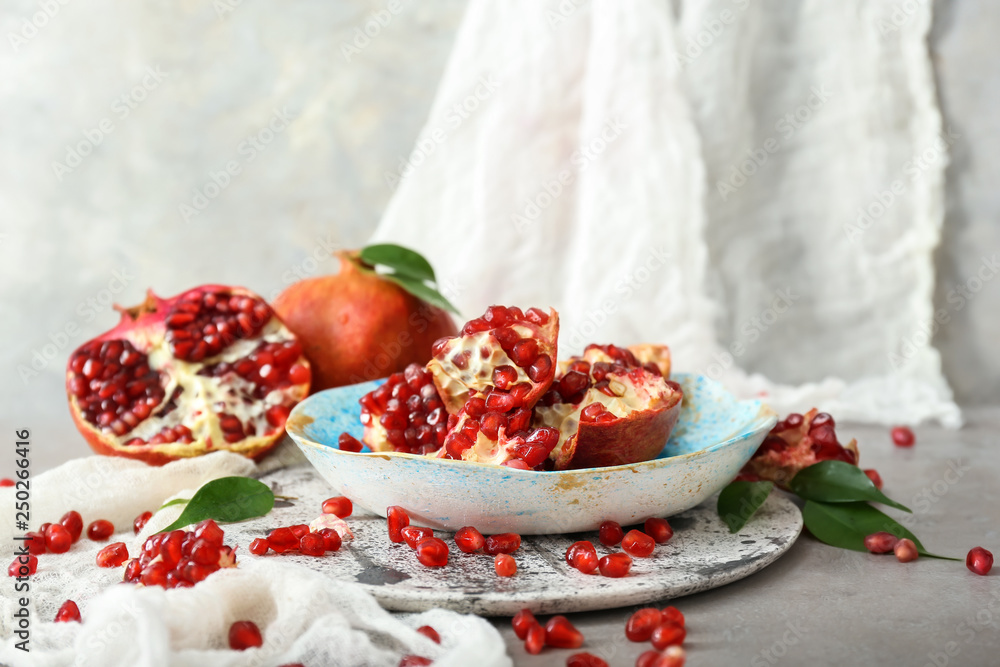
[[65, 285, 310, 465], [272, 250, 457, 391]]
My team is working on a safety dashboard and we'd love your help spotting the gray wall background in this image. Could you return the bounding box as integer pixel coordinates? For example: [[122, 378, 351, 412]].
[[0, 0, 996, 471]]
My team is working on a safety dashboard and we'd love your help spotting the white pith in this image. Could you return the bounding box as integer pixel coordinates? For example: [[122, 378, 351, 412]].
[[427, 328, 533, 410]]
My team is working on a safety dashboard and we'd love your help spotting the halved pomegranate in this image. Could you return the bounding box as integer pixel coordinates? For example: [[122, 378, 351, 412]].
[[436, 400, 560, 468], [426, 305, 558, 415], [359, 363, 448, 454], [65, 286, 311, 465], [739, 409, 859, 488], [533, 344, 682, 469]]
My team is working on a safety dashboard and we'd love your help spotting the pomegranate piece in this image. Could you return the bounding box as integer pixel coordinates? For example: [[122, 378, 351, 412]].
[[565, 541, 599, 574], [8, 554, 38, 577], [651, 622, 686, 649], [229, 620, 263, 650], [65, 286, 311, 466], [318, 528, 343, 552], [622, 530, 656, 558], [55, 600, 81, 623], [891, 425, 915, 447], [338, 432, 364, 452], [0, 478, 13, 486], [894, 538, 919, 563], [534, 344, 682, 469], [525, 624, 546, 654], [495, 553, 517, 577], [60, 511, 84, 542], [299, 533, 325, 556], [195, 519, 225, 546], [402, 526, 435, 549], [545, 615, 584, 649], [638, 646, 686, 667], [416, 625, 441, 643], [322, 496, 353, 518], [289, 524, 310, 539], [567, 653, 609, 667], [45, 523, 73, 554], [249, 538, 269, 555], [966, 547, 993, 575], [96, 542, 130, 568], [267, 527, 298, 553], [415, 537, 449, 567], [484, 533, 521, 555], [599, 521, 624, 547], [864, 532, 899, 554], [864, 469, 883, 490], [398, 656, 433, 667], [740, 409, 860, 488], [626, 608, 665, 642], [661, 606, 684, 627], [25, 532, 46, 555], [512, 608, 540, 640], [387, 506, 410, 543], [359, 363, 447, 455], [598, 552, 632, 578], [644, 518, 673, 544], [454, 526, 486, 553], [87, 519, 115, 541], [133, 511, 153, 534]]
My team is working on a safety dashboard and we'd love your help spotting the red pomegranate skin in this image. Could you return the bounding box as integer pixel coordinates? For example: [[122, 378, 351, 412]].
[[272, 251, 457, 391]]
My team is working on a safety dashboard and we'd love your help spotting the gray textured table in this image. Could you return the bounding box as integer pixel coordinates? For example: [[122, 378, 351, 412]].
[[490, 408, 1000, 666]]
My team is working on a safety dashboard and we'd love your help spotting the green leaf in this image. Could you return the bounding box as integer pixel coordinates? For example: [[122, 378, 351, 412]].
[[383, 273, 460, 315], [361, 243, 436, 283], [717, 480, 774, 533], [802, 500, 959, 560], [790, 461, 911, 512], [157, 477, 274, 533], [159, 497, 190, 511]]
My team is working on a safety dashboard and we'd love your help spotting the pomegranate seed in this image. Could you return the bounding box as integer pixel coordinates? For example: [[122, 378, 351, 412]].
[[527, 354, 553, 383], [319, 528, 342, 552], [387, 506, 410, 543], [322, 496, 353, 518], [644, 518, 673, 544], [299, 533, 325, 556], [567, 653, 609, 667], [512, 609, 540, 640], [25, 532, 46, 555], [626, 608, 665, 642], [545, 615, 584, 649], [495, 553, 517, 577], [59, 511, 84, 542], [484, 533, 521, 555], [87, 519, 115, 541], [638, 646, 686, 667], [133, 511, 153, 534], [249, 538, 269, 555], [565, 541, 599, 574], [864, 469, 883, 490], [651, 622, 686, 649], [599, 552, 632, 578], [338, 432, 364, 452], [864, 532, 899, 554], [0, 478, 14, 486], [894, 538, 919, 562], [9, 553, 37, 577], [398, 657, 432, 667], [55, 600, 81, 623], [267, 527, 298, 553], [525, 307, 549, 325], [966, 547, 993, 575], [402, 526, 435, 549], [525, 624, 546, 655], [140, 562, 169, 587], [96, 542, 130, 568], [123, 559, 141, 582], [510, 339, 540, 367], [416, 625, 441, 643], [229, 620, 263, 650], [492, 365, 519, 390], [622, 530, 656, 558], [599, 521, 624, 547], [289, 524, 310, 539], [891, 426, 915, 447], [415, 537, 449, 567], [661, 606, 685, 627], [45, 524, 73, 554]]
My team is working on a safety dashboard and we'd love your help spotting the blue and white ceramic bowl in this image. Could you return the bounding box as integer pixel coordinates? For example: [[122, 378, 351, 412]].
[[286, 373, 776, 535]]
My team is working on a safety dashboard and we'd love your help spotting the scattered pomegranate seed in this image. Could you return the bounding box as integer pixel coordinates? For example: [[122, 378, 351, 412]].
[[512, 608, 540, 640], [644, 518, 673, 544], [289, 524, 310, 539], [598, 552, 632, 578], [864, 469, 883, 490], [637, 651, 662, 667], [229, 620, 263, 650], [966, 547, 993, 576], [248, 538, 269, 555], [626, 608, 665, 642], [638, 646, 686, 667], [484, 533, 521, 555], [599, 521, 624, 547], [894, 538, 918, 562], [96, 542, 130, 568], [133, 511, 153, 534], [415, 537, 449, 567], [0, 478, 14, 486], [495, 553, 517, 577], [891, 426, 915, 447], [267, 527, 298, 553], [318, 528, 342, 552], [565, 541, 599, 574], [387, 506, 410, 543], [525, 624, 546, 654], [651, 622, 686, 649], [59, 511, 84, 542], [402, 526, 435, 549], [455, 526, 486, 553], [87, 519, 114, 541], [622, 530, 656, 558], [8, 554, 37, 577], [299, 533, 325, 557], [55, 600, 81, 623], [661, 606, 684, 627], [322, 496, 353, 518], [567, 653, 609, 667], [545, 615, 584, 649], [416, 625, 441, 643], [25, 532, 46, 555], [338, 432, 364, 452], [398, 656, 432, 667], [45, 523, 73, 554], [864, 532, 899, 554]]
